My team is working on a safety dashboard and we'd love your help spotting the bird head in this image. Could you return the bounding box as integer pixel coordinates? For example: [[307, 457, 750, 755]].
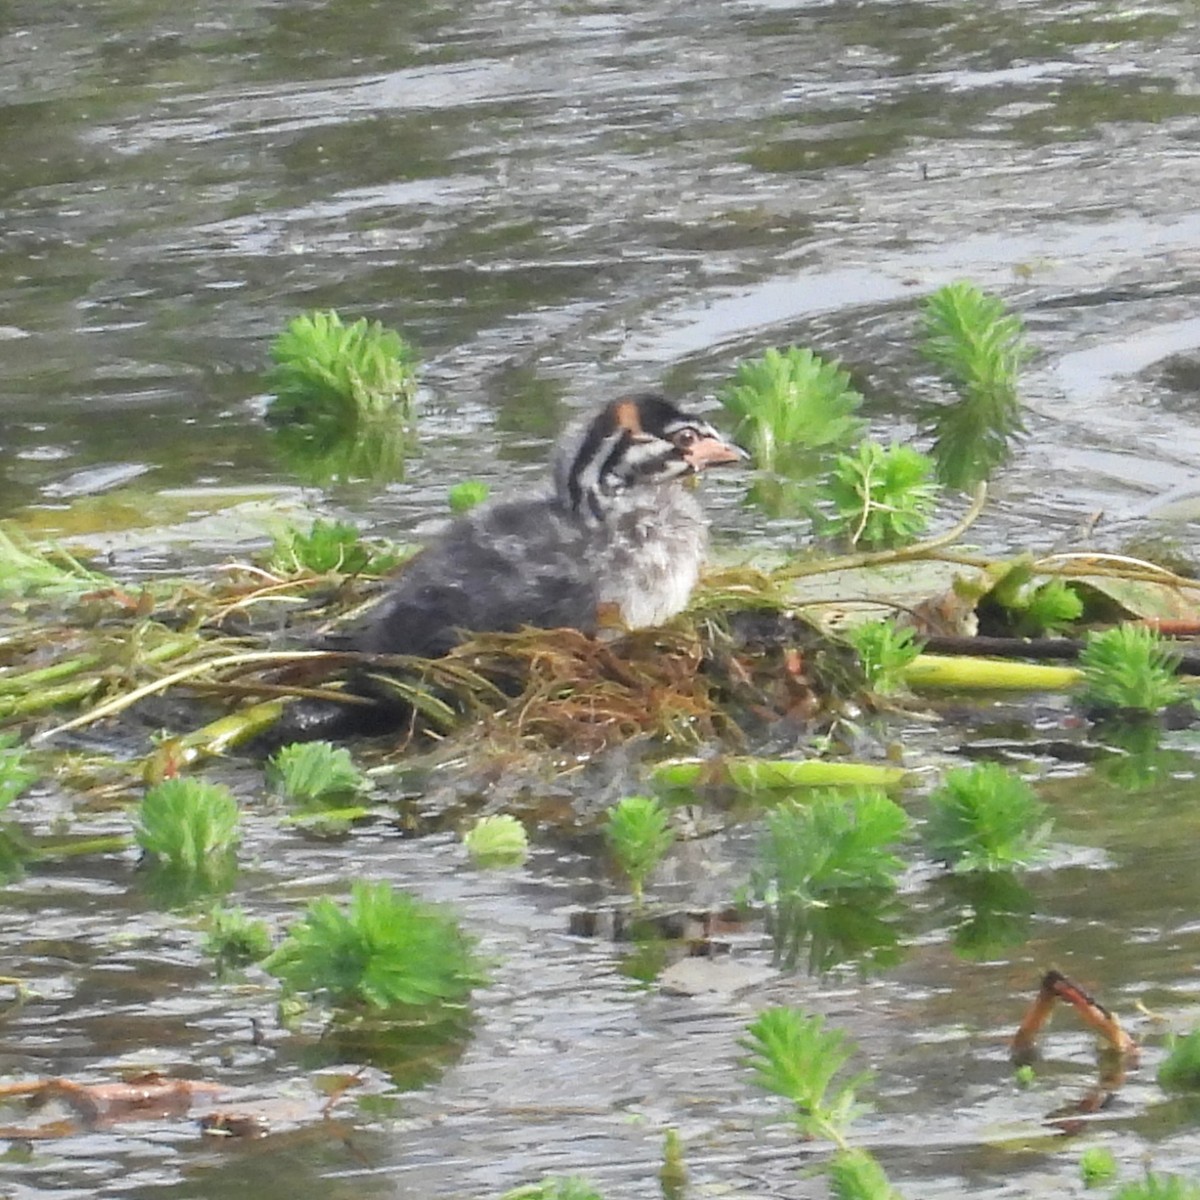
[[556, 392, 745, 522]]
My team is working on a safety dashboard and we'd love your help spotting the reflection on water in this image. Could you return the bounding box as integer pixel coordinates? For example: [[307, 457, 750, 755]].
[[5, 0, 1200, 1196]]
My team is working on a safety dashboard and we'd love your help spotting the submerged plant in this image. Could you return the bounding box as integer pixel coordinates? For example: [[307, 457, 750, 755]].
[[920, 282, 1028, 490], [448, 480, 491, 514], [500, 1180, 605, 1200], [0, 734, 37, 813], [265, 519, 404, 576], [1078, 624, 1185, 714], [923, 762, 1050, 873], [1113, 1176, 1200, 1200], [824, 441, 938, 549], [1158, 1028, 1200, 1091], [267, 740, 366, 807], [605, 794, 675, 904], [1079, 1146, 1118, 1189], [749, 790, 909, 971], [268, 310, 418, 424], [203, 904, 272, 969], [263, 880, 485, 1013], [133, 777, 240, 872], [463, 814, 529, 868], [846, 620, 924, 695]]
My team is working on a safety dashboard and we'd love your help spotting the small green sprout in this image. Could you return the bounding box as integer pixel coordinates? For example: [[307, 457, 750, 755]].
[[267, 741, 366, 808], [202, 905, 272, 969], [0, 734, 37, 813], [263, 880, 484, 1013], [1113, 1175, 1200, 1200], [824, 441, 938, 549], [500, 1180, 605, 1200], [1079, 1146, 1118, 1188], [1158, 1028, 1200, 1091], [1014, 1063, 1037, 1089], [742, 1006, 869, 1146], [1018, 579, 1083, 636], [660, 1128, 687, 1199], [267, 310, 418, 424], [1078, 624, 1185, 714], [924, 762, 1050, 873], [463, 814, 529, 868], [448, 480, 491, 514], [920, 282, 1028, 490], [605, 795, 674, 904], [265, 519, 404, 576], [846, 620, 924, 695], [134, 777, 240, 873]]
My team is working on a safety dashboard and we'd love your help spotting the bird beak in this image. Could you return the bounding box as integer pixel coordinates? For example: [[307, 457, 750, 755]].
[[683, 435, 748, 470]]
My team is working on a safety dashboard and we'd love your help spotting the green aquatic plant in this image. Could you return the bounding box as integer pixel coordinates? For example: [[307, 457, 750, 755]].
[[1158, 1028, 1200, 1091], [1079, 1146, 1118, 1189], [202, 904, 272, 969], [749, 790, 909, 970], [268, 310, 418, 424], [0, 734, 38, 813], [463, 814, 529, 868], [500, 1180, 604, 1200], [1113, 1176, 1200, 1200], [660, 1127, 686, 1200], [920, 282, 1028, 490], [719, 346, 865, 471], [750, 789, 909, 907], [133, 777, 240, 872], [845, 620, 924, 695], [719, 346, 865, 514], [0, 525, 114, 599], [605, 794, 675, 904], [1078, 624, 1185, 714], [263, 880, 485, 1012], [824, 441, 938, 549], [267, 740, 366, 807], [265, 519, 404, 576], [1015, 578, 1084, 636], [448, 480, 491, 514], [742, 1007, 899, 1200], [923, 762, 1050, 873]]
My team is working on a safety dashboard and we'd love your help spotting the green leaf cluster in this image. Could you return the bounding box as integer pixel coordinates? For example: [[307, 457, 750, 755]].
[[0, 734, 37, 813], [203, 904, 272, 968], [0, 525, 113, 599], [1114, 1176, 1200, 1200], [921, 282, 1027, 490], [924, 762, 1050, 873], [829, 1148, 903, 1200], [846, 620, 924, 695], [448, 480, 491, 514], [1078, 624, 1185, 714], [268, 310, 418, 424], [500, 1180, 604, 1200], [825, 441, 938, 549], [267, 740, 366, 808], [719, 347, 865, 472], [266, 519, 404, 576], [134, 777, 240, 872], [741, 1007, 870, 1142], [751, 789, 909, 907], [1158, 1028, 1200, 1091], [605, 794, 674, 903], [985, 559, 1084, 636], [1078, 1146, 1118, 1189], [463, 814, 529, 868], [263, 880, 485, 1012]]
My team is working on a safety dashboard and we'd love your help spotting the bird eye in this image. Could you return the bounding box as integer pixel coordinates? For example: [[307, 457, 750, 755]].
[[672, 427, 699, 449]]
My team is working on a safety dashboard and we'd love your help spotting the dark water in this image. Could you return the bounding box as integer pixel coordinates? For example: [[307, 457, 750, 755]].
[[5, 0, 1200, 1196]]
